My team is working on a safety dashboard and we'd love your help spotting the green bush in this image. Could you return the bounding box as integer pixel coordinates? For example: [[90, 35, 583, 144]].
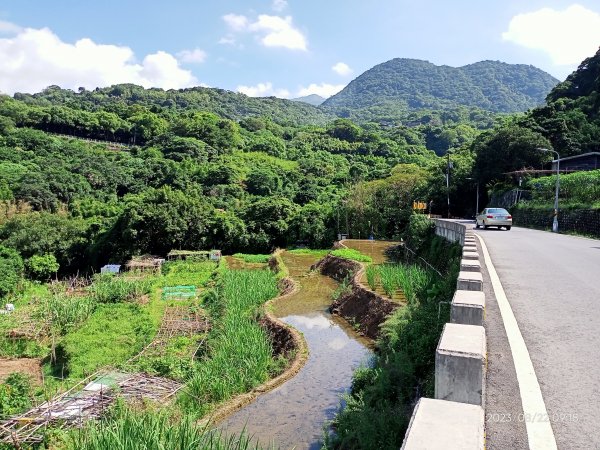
[[527, 169, 600, 204], [25, 253, 60, 281], [232, 253, 270, 263], [0, 245, 23, 298], [402, 214, 435, 255], [0, 373, 33, 418]]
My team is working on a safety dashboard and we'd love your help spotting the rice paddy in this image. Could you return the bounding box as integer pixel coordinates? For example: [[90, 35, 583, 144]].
[[178, 269, 279, 414], [363, 264, 430, 303]]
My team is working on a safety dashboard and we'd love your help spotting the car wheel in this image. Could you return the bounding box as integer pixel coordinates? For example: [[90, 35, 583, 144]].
[[475, 221, 480, 229], [506, 226, 511, 230]]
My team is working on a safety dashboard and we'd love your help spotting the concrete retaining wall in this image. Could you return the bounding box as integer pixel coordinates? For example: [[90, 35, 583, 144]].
[[432, 219, 467, 245], [402, 221, 487, 450]]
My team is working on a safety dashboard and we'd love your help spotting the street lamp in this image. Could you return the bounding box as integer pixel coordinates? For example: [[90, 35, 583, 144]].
[[446, 150, 453, 218], [466, 177, 480, 217], [536, 147, 560, 233]]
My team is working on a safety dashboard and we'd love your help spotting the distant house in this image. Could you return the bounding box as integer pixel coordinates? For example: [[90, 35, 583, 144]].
[[552, 152, 600, 172]]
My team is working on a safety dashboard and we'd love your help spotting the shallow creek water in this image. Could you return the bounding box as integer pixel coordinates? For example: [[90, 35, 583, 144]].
[[219, 251, 376, 449]]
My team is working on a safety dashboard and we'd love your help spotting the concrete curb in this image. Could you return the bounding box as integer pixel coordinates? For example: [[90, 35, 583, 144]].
[[403, 220, 487, 449]]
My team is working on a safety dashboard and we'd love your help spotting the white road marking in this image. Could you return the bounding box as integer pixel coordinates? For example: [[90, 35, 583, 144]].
[[476, 234, 557, 450]]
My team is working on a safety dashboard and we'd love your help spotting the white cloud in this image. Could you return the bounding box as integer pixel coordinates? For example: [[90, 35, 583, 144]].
[[502, 4, 600, 66], [177, 48, 207, 64], [223, 13, 248, 32], [272, 0, 288, 12], [218, 35, 236, 45], [332, 62, 353, 76], [237, 81, 290, 98], [249, 15, 307, 51], [297, 83, 345, 98], [0, 25, 198, 94], [0, 20, 21, 34]]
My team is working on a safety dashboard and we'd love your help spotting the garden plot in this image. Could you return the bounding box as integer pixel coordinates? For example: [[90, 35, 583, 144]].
[[137, 304, 210, 359]]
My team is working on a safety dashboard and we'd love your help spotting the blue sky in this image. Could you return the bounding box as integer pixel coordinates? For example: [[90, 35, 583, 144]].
[[1, 0, 599, 97]]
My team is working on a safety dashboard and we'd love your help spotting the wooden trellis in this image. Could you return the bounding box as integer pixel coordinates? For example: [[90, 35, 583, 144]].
[[0, 371, 182, 444]]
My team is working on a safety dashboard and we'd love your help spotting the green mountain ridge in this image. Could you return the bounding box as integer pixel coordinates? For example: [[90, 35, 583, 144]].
[[13, 84, 334, 126], [290, 94, 326, 106], [322, 58, 559, 118]]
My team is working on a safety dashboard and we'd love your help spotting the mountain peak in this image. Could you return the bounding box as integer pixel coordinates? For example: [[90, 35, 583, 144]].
[[322, 58, 559, 119]]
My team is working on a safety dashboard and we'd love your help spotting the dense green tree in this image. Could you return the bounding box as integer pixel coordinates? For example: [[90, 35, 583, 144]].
[[0, 245, 24, 297], [25, 253, 60, 280], [472, 125, 551, 185]]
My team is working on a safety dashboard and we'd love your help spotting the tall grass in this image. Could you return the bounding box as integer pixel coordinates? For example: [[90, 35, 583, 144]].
[[179, 270, 279, 415], [330, 248, 372, 263], [160, 260, 218, 287], [366, 264, 430, 303], [36, 293, 96, 335], [60, 303, 154, 378], [365, 265, 378, 291], [232, 254, 271, 264], [88, 275, 153, 303], [68, 405, 266, 450]]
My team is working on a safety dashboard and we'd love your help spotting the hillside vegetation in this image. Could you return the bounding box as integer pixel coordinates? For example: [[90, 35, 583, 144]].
[[322, 58, 558, 121]]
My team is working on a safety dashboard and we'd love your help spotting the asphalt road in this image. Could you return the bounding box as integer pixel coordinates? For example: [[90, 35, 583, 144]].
[[477, 226, 600, 450]]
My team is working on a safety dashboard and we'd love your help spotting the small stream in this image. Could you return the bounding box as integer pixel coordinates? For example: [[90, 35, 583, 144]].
[[219, 251, 374, 449]]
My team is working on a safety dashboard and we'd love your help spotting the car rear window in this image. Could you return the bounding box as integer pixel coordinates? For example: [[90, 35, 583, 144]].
[[488, 208, 509, 214]]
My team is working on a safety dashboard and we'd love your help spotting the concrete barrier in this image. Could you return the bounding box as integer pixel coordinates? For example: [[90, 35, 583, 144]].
[[402, 219, 486, 449], [457, 271, 483, 291], [432, 219, 467, 245], [460, 259, 481, 272], [401, 398, 485, 450], [451, 290, 485, 326], [463, 250, 479, 260], [435, 323, 486, 406]]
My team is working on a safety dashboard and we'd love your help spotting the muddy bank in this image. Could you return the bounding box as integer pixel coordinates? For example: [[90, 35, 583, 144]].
[[314, 254, 398, 340]]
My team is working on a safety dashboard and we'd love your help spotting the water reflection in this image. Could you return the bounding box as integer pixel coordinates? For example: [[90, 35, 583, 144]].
[[218, 250, 383, 449]]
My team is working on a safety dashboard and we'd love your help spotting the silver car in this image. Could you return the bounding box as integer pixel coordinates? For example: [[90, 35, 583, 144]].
[[475, 208, 512, 230]]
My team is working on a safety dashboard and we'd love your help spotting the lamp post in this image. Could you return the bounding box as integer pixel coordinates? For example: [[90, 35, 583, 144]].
[[536, 148, 560, 233], [466, 177, 480, 217], [446, 151, 453, 218]]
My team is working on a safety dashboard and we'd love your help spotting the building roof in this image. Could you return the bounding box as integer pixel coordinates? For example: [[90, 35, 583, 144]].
[[552, 152, 600, 163]]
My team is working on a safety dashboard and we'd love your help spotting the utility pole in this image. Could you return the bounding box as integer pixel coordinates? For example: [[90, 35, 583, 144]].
[[536, 148, 561, 233], [446, 151, 452, 218]]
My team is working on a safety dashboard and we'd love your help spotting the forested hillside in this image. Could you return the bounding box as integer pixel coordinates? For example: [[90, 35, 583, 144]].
[[11, 84, 334, 132], [523, 48, 600, 156], [1, 89, 471, 281], [471, 47, 600, 192], [322, 58, 558, 121]]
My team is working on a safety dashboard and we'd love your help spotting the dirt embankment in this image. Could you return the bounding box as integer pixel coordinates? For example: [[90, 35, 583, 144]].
[[313, 254, 398, 340], [204, 251, 308, 426], [0, 358, 43, 384]]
